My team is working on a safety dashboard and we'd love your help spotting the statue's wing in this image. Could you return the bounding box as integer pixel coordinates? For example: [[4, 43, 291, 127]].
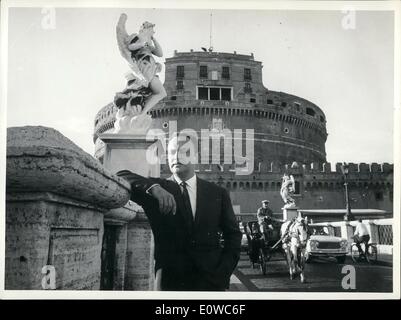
[[116, 13, 133, 63]]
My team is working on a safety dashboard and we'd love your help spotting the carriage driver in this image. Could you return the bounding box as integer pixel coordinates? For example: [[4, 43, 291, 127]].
[[256, 200, 274, 240]]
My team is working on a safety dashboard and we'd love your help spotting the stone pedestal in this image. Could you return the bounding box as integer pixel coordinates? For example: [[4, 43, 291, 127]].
[[99, 133, 159, 291], [103, 202, 138, 290], [99, 133, 160, 177], [124, 211, 155, 290], [282, 206, 299, 221], [6, 126, 131, 290]]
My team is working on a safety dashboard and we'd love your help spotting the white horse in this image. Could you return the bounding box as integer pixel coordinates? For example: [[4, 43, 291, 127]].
[[280, 218, 309, 283]]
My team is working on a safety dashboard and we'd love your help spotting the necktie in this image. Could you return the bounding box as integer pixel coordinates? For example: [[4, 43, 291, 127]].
[[180, 182, 194, 225]]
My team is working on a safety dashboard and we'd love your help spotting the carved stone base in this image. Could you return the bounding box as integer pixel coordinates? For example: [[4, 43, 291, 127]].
[[124, 211, 155, 290], [99, 133, 159, 177], [282, 206, 299, 221]]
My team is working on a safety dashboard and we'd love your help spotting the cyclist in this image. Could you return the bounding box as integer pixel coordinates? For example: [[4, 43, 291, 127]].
[[353, 219, 370, 257]]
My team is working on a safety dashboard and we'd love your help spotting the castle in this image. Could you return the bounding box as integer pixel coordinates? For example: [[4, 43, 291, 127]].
[[93, 50, 393, 222]]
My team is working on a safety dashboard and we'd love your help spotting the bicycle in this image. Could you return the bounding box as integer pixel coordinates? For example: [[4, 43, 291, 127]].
[[350, 242, 378, 264]]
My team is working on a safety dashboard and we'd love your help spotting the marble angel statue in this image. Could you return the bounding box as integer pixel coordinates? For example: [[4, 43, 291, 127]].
[[113, 13, 167, 133], [280, 174, 296, 208]]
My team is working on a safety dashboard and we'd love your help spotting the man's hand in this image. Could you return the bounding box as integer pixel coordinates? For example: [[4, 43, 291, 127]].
[[149, 185, 176, 215]]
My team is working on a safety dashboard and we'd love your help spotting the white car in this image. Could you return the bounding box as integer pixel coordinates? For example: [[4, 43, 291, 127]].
[[305, 225, 349, 263]]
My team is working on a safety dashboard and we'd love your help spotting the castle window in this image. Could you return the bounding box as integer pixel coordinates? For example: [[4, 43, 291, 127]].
[[281, 102, 287, 107], [375, 192, 383, 201], [198, 87, 209, 100], [250, 98, 256, 103], [197, 86, 232, 101], [222, 66, 230, 79], [244, 82, 252, 93], [176, 65, 184, 79], [244, 68, 252, 81], [267, 99, 273, 105], [306, 107, 315, 116], [171, 96, 177, 100], [221, 88, 231, 101], [210, 87, 220, 100], [176, 80, 184, 90], [200, 65, 208, 78]]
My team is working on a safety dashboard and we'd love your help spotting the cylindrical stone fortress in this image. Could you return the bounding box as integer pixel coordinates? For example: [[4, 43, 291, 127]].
[[93, 50, 328, 167]]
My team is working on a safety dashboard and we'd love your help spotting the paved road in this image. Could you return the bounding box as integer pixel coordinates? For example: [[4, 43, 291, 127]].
[[229, 251, 392, 292]]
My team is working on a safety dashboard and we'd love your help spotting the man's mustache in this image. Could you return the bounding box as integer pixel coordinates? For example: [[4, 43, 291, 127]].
[[171, 161, 183, 166]]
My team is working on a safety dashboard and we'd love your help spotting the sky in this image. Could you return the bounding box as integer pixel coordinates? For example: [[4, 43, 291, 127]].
[[5, 4, 396, 165]]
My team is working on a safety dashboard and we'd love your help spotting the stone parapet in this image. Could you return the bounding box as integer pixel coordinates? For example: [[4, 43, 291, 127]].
[[7, 126, 130, 209], [6, 126, 131, 290]]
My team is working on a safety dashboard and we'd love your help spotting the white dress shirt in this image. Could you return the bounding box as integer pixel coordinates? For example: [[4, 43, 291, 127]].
[[354, 222, 369, 237], [174, 174, 197, 220]]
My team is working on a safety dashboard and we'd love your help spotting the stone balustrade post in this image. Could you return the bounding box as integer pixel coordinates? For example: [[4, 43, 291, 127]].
[[365, 221, 379, 244], [339, 222, 354, 243], [102, 202, 138, 290]]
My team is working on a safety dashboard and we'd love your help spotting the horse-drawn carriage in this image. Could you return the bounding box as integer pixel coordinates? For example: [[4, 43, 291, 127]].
[[244, 216, 310, 282], [242, 175, 309, 281], [244, 217, 283, 275]]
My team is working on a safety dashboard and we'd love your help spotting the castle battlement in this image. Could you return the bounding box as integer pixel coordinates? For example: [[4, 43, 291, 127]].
[[162, 161, 393, 195], [161, 161, 393, 181], [256, 161, 393, 174]]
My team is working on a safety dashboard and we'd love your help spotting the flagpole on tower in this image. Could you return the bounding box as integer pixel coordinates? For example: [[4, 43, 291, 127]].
[[209, 12, 213, 52]]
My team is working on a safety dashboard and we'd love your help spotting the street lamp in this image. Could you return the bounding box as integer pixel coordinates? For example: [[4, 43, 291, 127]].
[[341, 163, 354, 221]]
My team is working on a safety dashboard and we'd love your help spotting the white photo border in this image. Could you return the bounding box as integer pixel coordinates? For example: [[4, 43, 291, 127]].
[[0, 0, 400, 300]]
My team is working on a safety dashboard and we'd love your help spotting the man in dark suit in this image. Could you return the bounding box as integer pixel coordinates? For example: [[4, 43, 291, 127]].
[[117, 135, 242, 291]]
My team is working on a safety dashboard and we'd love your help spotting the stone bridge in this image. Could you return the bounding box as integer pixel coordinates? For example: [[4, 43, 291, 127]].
[[6, 126, 154, 290]]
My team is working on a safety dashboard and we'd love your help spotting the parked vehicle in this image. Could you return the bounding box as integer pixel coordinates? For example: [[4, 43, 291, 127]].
[[305, 225, 348, 263]]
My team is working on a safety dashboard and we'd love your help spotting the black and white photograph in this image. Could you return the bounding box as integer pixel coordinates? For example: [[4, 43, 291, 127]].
[[1, 0, 400, 300]]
